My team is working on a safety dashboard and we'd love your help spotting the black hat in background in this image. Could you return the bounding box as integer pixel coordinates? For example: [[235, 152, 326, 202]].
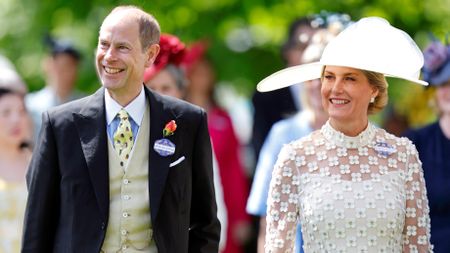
[[44, 34, 81, 61]]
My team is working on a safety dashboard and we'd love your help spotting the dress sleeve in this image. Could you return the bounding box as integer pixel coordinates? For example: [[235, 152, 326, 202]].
[[265, 144, 300, 253], [402, 143, 433, 253]]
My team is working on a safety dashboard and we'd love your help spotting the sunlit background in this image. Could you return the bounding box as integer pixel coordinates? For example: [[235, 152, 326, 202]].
[[0, 0, 449, 126]]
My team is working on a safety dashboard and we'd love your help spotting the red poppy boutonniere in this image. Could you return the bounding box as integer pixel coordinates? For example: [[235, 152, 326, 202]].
[[163, 120, 177, 137]]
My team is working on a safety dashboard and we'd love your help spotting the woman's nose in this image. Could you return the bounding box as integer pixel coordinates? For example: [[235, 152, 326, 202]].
[[331, 78, 344, 93]]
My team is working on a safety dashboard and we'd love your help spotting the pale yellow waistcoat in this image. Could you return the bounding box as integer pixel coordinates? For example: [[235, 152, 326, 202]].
[[101, 104, 157, 253]]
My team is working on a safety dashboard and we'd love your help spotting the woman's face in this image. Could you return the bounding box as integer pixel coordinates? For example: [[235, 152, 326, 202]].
[[145, 69, 183, 99], [187, 59, 215, 95], [0, 93, 28, 147], [436, 81, 450, 115], [321, 66, 378, 124]]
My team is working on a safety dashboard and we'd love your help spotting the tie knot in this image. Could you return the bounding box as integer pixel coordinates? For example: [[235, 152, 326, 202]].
[[118, 109, 130, 121]]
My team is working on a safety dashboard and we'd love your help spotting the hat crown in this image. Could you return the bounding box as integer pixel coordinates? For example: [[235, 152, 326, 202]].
[[257, 16, 428, 93], [320, 17, 424, 81]]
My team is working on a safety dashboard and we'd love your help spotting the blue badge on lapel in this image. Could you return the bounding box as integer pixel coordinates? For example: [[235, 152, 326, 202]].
[[153, 138, 176, 156], [374, 141, 396, 157]]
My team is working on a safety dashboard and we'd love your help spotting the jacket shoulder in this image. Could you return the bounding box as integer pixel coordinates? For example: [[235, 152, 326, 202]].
[[46, 89, 104, 124]]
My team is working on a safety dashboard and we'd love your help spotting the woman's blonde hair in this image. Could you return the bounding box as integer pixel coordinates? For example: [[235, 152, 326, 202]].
[[361, 70, 388, 114]]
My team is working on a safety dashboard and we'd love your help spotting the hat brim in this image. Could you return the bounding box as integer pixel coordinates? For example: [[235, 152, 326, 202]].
[[257, 62, 323, 92], [256, 62, 428, 92]]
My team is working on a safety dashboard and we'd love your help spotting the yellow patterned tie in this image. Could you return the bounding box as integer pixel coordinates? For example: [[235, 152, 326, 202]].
[[113, 109, 134, 168]]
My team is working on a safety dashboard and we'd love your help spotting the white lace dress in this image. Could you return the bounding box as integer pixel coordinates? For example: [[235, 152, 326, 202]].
[[266, 121, 433, 253]]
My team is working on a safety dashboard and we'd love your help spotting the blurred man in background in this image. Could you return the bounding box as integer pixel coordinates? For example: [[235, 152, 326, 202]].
[[25, 36, 84, 139]]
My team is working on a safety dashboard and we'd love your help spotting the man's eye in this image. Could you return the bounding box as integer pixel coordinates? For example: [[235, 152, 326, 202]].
[[99, 42, 109, 48]]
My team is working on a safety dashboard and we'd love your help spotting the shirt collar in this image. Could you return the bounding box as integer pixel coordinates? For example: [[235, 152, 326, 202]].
[[105, 87, 146, 126]]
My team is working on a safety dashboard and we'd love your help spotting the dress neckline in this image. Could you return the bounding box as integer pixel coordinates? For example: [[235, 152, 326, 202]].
[[320, 120, 376, 149]]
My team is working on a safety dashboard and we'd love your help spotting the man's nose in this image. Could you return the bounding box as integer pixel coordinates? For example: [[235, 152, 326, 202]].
[[104, 47, 117, 61]]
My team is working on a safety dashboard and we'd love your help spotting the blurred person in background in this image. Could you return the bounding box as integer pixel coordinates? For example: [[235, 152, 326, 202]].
[[249, 16, 316, 167], [25, 35, 84, 139], [144, 34, 188, 99], [184, 44, 251, 253], [246, 16, 317, 253], [0, 57, 32, 252], [404, 37, 450, 252], [144, 33, 228, 252], [246, 14, 350, 252]]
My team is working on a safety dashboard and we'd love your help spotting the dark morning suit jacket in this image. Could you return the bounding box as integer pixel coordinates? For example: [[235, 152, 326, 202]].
[[21, 86, 220, 253]]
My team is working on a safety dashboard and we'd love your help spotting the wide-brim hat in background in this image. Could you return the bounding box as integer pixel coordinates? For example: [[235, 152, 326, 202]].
[[257, 17, 428, 92]]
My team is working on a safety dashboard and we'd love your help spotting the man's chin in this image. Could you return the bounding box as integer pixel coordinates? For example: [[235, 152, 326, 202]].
[[100, 80, 121, 89]]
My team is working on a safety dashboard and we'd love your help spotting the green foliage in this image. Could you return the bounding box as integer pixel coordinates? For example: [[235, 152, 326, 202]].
[[0, 0, 448, 124]]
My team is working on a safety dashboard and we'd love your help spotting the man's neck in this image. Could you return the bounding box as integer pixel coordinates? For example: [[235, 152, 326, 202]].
[[108, 86, 142, 107]]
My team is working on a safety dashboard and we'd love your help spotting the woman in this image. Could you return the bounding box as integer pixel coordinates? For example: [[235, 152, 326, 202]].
[[184, 45, 252, 253], [258, 17, 432, 252], [0, 85, 32, 252], [144, 34, 187, 99], [404, 39, 450, 252]]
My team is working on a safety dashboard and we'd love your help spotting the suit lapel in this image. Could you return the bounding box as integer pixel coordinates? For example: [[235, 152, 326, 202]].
[[74, 88, 109, 219], [146, 88, 181, 222]]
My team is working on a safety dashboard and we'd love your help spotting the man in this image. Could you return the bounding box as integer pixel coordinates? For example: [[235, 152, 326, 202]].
[[22, 5, 220, 253], [26, 36, 84, 140]]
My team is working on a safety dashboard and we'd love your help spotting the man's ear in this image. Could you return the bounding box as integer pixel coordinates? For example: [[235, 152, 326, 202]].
[[145, 44, 160, 68]]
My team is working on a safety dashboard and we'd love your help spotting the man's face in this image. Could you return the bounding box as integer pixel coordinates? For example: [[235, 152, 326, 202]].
[[95, 12, 150, 97], [50, 54, 78, 93]]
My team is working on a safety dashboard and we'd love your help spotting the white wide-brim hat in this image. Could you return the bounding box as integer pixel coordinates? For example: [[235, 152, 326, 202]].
[[257, 17, 428, 92]]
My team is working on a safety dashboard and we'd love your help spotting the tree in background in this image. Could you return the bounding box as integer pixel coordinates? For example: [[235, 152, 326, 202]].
[[0, 0, 448, 125]]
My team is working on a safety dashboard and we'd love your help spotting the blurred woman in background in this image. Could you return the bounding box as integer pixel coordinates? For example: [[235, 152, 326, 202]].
[[184, 42, 252, 253], [144, 34, 187, 99], [0, 58, 32, 252]]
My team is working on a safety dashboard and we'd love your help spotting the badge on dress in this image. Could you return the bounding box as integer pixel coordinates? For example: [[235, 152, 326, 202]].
[[374, 141, 396, 157]]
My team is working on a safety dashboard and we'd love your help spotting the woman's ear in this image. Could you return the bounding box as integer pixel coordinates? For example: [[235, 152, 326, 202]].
[[371, 87, 379, 99]]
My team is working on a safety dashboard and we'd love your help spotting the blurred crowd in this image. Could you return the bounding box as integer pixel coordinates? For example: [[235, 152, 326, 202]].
[[0, 10, 449, 253]]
